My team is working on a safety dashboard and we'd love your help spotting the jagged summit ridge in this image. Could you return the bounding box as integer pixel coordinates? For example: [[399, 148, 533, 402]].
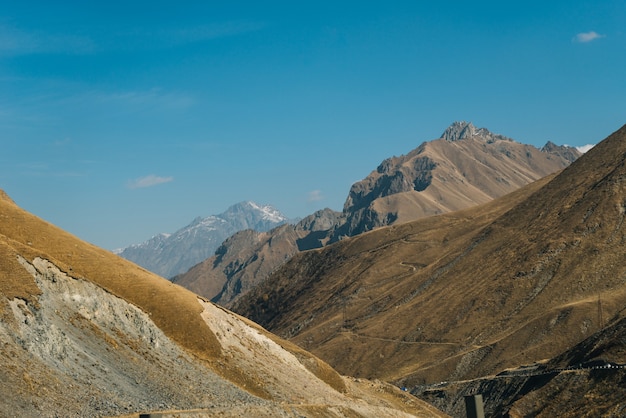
[[541, 141, 581, 163], [441, 121, 512, 143], [335, 121, 579, 241]]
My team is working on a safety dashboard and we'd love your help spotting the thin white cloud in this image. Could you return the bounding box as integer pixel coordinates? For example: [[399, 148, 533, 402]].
[[574, 31, 605, 43], [45, 87, 195, 113], [165, 21, 267, 45], [307, 190, 324, 202], [14, 161, 86, 177], [576, 144, 595, 153], [82, 88, 195, 110], [106, 21, 267, 51], [0, 23, 95, 55], [0, 20, 264, 56], [53, 138, 72, 147], [127, 174, 173, 189]]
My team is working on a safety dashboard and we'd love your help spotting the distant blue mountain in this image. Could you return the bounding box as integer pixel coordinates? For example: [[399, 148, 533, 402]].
[[115, 201, 290, 279]]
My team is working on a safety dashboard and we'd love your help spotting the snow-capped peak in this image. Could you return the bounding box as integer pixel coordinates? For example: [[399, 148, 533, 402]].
[[116, 200, 290, 278], [247, 201, 288, 223]]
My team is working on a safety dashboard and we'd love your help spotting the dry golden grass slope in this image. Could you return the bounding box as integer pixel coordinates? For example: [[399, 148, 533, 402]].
[[0, 190, 446, 417], [234, 124, 626, 391]]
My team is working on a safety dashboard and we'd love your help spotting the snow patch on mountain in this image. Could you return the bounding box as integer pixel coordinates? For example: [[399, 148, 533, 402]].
[[247, 201, 288, 223], [116, 201, 290, 279], [575, 144, 595, 153]]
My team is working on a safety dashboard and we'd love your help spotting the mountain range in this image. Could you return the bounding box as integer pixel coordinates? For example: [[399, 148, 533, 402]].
[[2, 121, 622, 417], [174, 121, 582, 307], [332, 121, 580, 239], [0, 190, 444, 417], [115, 201, 290, 279], [231, 123, 626, 416]]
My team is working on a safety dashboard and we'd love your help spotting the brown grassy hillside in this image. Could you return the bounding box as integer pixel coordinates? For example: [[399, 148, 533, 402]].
[[0, 190, 446, 417], [233, 123, 626, 393], [0, 190, 220, 359]]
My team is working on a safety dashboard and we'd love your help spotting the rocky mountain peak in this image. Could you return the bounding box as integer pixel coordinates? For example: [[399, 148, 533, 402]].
[[441, 121, 512, 143], [541, 141, 582, 163]]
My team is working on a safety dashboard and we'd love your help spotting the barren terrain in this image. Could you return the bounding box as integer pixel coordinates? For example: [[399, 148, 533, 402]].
[[176, 122, 580, 311], [232, 124, 626, 415], [0, 190, 445, 417]]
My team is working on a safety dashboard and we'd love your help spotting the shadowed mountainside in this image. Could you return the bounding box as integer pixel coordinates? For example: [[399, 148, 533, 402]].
[[173, 208, 342, 307], [418, 314, 626, 417], [232, 123, 625, 415], [0, 191, 445, 417]]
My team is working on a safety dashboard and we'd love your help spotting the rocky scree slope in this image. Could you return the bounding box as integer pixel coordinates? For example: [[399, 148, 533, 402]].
[[116, 201, 290, 279], [0, 191, 445, 418], [232, 123, 626, 415], [175, 121, 580, 308]]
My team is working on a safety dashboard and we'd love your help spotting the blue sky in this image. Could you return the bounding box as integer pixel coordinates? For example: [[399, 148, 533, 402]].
[[1, 1, 624, 250]]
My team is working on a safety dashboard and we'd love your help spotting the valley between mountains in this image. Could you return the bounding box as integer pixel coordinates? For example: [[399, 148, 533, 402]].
[[2, 121, 624, 417], [169, 121, 580, 308], [0, 189, 442, 417], [232, 123, 626, 416]]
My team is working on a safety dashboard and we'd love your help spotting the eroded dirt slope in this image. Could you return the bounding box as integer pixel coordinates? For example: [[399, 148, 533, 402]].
[[0, 190, 445, 417]]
